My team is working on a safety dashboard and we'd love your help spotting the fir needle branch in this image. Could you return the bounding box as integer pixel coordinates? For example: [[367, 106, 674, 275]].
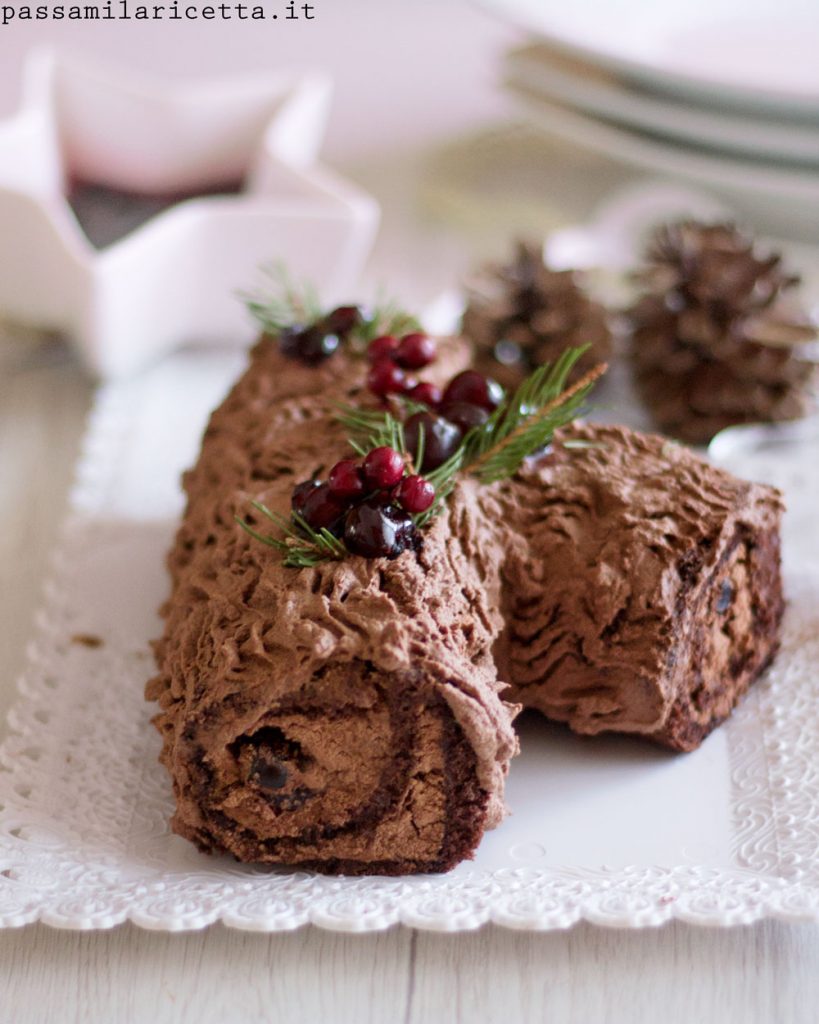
[[354, 290, 421, 346], [242, 267, 418, 352], [241, 263, 323, 333], [411, 444, 468, 528], [335, 405, 408, 456], [412, 421, 426, 477], [235, 501, 346, 568], [469, 362, 607, 483], [469, 347, 587, 458]]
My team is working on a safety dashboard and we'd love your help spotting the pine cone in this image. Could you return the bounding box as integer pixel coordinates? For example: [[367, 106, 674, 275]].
[[629, 221, 818, 444], [461, 241, 612, 389]]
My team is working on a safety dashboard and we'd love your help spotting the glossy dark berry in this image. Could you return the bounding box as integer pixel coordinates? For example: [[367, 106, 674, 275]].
[[297, 327, 341, 365], [397, 475, 435, 514], [404, 412, 462, 472], [367, 335, 399, 362], [328, 459, 365, 501], [299, 482, 346, 533], [395, 332, 436, 369], [291, 478, 322, 514], [344, 500, 417, 559], [442, 370, 504, 412], [324, 305, 360, 335], [440, 400, 489, 436], [363, 446, 405, 489], [278, 324, 308, 358], [408, 381, 442, 408], [367, 358, 406, 397]]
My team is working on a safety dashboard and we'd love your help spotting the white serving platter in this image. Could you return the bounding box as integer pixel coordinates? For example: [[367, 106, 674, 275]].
[[0, 340, 818, 932]]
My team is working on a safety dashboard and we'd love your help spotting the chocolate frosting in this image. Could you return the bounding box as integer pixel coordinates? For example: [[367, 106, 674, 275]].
[[501, 427, 783, 747]]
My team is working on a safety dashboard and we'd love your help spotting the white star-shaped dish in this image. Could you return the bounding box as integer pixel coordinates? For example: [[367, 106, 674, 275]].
[[0, 51, 379, 377]]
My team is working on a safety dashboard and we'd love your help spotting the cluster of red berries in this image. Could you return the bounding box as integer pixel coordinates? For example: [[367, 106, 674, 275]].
[[282, 316, 506, 558], [404, 369, 505, 472], [366, 332, 438, 401], [291, 447, 437, 559], [279, 305, 362, 365]]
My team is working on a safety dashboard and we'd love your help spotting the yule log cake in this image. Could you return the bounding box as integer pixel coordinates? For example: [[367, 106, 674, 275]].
[[147, 296, 783, 875]]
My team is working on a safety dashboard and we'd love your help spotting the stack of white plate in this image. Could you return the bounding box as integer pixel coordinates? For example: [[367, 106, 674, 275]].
[[483, 0, 819, 239]]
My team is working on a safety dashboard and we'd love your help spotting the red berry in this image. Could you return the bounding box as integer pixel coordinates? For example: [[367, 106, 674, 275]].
[[344, 500, 417, 559], [363, 446, 405, 490], [367, 358, 406, 397], [408, 381, 442, 408], [396, 332, 436, 369], [325, 305, 360, 335], [279, 325, 308, 358], [397, 475, 435, 514], [299, 483, 346, 533], [367, 335, 399, 362], [328, 459, 365, 501], [442, 370, 504, 412], [299, 327, 341, 364], [279, 326, 339, 364], [404, 412, 462, 472], [291, 478, 322, 513], [440, 400, 489, 436]]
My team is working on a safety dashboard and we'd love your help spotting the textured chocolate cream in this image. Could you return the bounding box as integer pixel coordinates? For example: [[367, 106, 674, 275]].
[[500, 426, 784, 750], [149, 338, 784, 874]]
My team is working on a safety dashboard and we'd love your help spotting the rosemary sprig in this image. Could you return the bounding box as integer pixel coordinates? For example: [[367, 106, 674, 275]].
[[235, 501, 346, 569]]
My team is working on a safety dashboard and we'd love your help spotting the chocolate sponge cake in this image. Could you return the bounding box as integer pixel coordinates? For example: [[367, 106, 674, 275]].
[[149, 313, 784, 873]]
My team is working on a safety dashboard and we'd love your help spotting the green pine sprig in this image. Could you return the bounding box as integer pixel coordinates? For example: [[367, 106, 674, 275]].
[[353, 296, 421, 348], [241, 263, 323, 335], [235, 500, 346, 569], [334, 405, 408, 457], [336, 346, 606, 525], [465, 347, 603, 483], [241, 266, 420, 349]]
